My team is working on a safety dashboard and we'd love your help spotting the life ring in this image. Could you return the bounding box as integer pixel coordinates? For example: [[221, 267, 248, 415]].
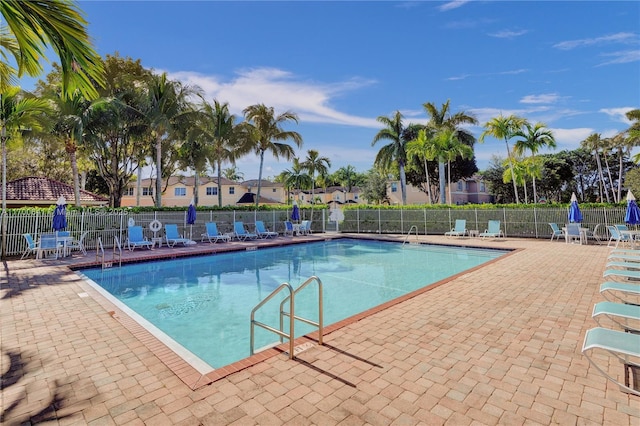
[[128, 218, 135, 227], [149, 220, 162, 233]]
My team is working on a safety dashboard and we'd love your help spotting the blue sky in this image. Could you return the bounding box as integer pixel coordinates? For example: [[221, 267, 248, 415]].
[[29, 1, 640, 180]]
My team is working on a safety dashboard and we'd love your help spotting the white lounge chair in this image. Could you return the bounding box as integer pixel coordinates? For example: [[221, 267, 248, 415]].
[[201, 222, 230, 243], [445, 219, 467, 238], [592, 301, 640, 333], [582, 327, 640, 396], [479, 220, 504, 239], [165, 224, 190, 247], [255, 221, 278, 239]]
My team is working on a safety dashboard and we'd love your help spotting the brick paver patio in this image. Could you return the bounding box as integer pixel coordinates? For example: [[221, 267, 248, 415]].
[[1, 234, 639, 425]]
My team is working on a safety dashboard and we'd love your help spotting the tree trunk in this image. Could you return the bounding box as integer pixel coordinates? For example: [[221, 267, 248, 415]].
[[155, 134, 162, 208], [399, 162, 407, 205], [424, 159, 432, 204], [504, 138, 520, 204], [67, 139, 81, 207], [136, 166, 141, 206], [256, 150, 264, 208], [438, 160, 446, 204], [217, 159, 223, 207]]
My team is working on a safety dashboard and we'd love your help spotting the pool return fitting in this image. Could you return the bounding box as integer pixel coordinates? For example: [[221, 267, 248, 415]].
[[250, 276, 324, 360]]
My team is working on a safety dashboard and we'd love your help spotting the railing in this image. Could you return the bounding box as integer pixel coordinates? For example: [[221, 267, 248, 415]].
[[279, 276, 324, 346], [402, 225, 419, 246], [1, 206, 632, 258], [250, 282, 295, 359]]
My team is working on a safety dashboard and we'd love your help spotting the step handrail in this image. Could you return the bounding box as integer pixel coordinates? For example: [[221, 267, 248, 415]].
[[403, 225, 419, 246], [250, 282, 295, 359], [280, 275, 324, 345]]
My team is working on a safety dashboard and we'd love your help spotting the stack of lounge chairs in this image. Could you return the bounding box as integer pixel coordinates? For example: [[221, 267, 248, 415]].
[[582, 246, 640, 396]]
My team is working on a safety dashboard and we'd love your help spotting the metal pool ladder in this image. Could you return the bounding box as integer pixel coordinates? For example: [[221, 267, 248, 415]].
[[96, 236, 122, 269], [250, 276, 324, 359], [403, 225, 419, 246]]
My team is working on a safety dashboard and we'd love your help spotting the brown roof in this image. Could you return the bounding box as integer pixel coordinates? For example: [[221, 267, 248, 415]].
[[6, 176, 108, 207]]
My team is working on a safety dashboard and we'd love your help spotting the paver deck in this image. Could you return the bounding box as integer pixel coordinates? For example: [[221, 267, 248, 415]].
[[1, 234, 639, 425]]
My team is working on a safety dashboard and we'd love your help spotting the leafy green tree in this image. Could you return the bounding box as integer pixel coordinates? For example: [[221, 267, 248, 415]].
[[302, 149, 331, 219], [423, 100, 478, 204], [1, 0, 105, 98], [436, 128, 474, 204], [624, 167, 640, 197], [223, 166, 244, 182], [513, 122, 556, 203], [361, 167, 390, 205], [280, 158, 312, 204], [480, 114, 526, 203], [242, 104, 303, 208], [580, 133, 612, 203], [406, 128, 436, 203], [372, 111, 408, 205]]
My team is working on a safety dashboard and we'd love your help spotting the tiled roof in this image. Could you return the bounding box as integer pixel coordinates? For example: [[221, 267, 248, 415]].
[[7, 176, 108, 206], [236, 192, 281, 205]]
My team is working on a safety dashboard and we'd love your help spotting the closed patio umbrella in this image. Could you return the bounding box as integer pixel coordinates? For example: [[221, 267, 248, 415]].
[[625, 190, 640, 225], [187, 198, 197, 240], [291, 200, 300, 223], [568, 192, 582, 223], [52, 196, 67, 231]]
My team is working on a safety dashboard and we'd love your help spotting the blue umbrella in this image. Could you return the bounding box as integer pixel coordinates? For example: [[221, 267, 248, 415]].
[[187, 198, 197, 240], [625, 190, 640, 225], [568, 192, 582, 223], [291, 200, 300, 223], [52, 196, 67, 231]]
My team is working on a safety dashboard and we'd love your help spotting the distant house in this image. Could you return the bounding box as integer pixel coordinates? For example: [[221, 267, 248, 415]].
[[296, 186, 363, 205], [5, 176, 108, 208], [387, 175, 493, 205], [121, 176, 286, 207]]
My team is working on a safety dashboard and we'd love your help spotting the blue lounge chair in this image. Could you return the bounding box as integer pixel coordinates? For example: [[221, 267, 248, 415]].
[[592, 301, 640, 333], [607, 225, 631, 248], [283, 221, 294, 237], [234, 221, 258, 241], [127, 226, 153, 251], [600, 281, 640, 304], [606, 261, 640, 270], [299, 220, 312, 235], [445, 219, 467, 238], [201, 222, 230, 243], [255, 221, 278, 239], [582, 327, 640, 396], [165, 224, 190, 247], [548, 223, 564, 241], [603, 268, 640, 280], [479, 220, 504, 239]]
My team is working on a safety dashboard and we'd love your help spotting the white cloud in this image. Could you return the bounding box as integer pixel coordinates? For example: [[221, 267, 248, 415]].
[[438, 1, 471, 12], [489, 29, 528, 39], [520, 93, 560, 104], [168, 68, 380, 128], [553, 32, 638, 50], [599, 107, 636, 124], [549, 128, 594, 150], [597, 49, 640, 66]]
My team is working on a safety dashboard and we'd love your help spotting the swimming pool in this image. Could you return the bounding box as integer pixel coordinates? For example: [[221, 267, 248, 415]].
[[80, 239, 507, 370]]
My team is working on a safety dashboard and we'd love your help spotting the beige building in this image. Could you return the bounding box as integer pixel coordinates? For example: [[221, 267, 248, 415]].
[[387, 175, 493, 205], [296, 186, 363, 206], [121, 176, 286, 207]]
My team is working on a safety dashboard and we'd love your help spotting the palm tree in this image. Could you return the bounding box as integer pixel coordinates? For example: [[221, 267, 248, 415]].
[[581, 133, 610, 203], [144, 73, 197, 207], [1, 0, 105, 99], [512, 122, 556, 203], [333, 165, 358, 201], [480, 114, 526, 203], [242, 104, 303, 208], [372, 111, 408, 205], [281, 158, 312, 204], [198, 99, 246, 207], [625, 109, 640, 164], [223, 166, 244, 182], [1, 86, 51, 257], [406, 128, 436, 203], [423, 100, 478, 204], [436, 129, 474, 204], [302, 149, 331, 220]]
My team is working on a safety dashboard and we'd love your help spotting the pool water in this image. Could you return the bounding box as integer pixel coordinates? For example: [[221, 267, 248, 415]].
[[80, 239, 506, 369]]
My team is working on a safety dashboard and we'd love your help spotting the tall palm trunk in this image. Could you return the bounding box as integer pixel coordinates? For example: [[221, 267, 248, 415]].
[[66, 139, 81, 207], [504, 138, 520, 203], [438, 160, 446, 204], [136, 166, 142, 206], [603, 154, 617, 202], [424, 159, 433, 204], [399, 162, 407, 205], [532, 177, 537, 204], [155, 135, 163, 207], [594, 153, 609, 203], [447, 161, 452, 205], [255, 150, 265, 208], [217, 159, 223, 207]]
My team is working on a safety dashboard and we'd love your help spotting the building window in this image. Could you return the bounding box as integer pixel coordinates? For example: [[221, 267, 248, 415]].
[[480, 182, 486, 192], [125, 187, 134, 196], [206, 187, 218, 196], [174, 187, 186, 196], [272, 188, 276, 192], [457, 181, 463, 191], [229, 187, 235, 195], [391, 182, 398, 193], [142, 187, 153, 196]]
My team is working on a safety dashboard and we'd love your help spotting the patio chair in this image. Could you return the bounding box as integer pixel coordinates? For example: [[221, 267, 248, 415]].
[[548, 223, 564, 241], [37, 233, 62, 259], [201, 222, 230, 243], [299, 220, 312, 235], [565, 223, 582, 244], [445, 219, 467, 238], [600, 281, 640, 304], [165, 224, 190, 247], [592, 301, 640, 333], [255, 221, 278, 239], [21, 233, 39, 259], [479, 220, 504, 239], [603, 268, 640, 280], [234, 221, 258, 241], [582, 327, 640, 396], [66, 231, 88, 256], [126, 226, 153, 251], [607, 225, 632, 249], [283, 221, 294, 237], [606, 261, 640, 270]]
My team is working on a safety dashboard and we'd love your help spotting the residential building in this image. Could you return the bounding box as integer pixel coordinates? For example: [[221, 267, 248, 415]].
[[296, 186, 363, 205], [6, 176, 108, 208], [386, 176, 493, 205]]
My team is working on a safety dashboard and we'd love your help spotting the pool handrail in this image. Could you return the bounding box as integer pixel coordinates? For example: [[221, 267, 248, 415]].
[[280, 276, 324, 346], [250, 282, 295, 359]]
